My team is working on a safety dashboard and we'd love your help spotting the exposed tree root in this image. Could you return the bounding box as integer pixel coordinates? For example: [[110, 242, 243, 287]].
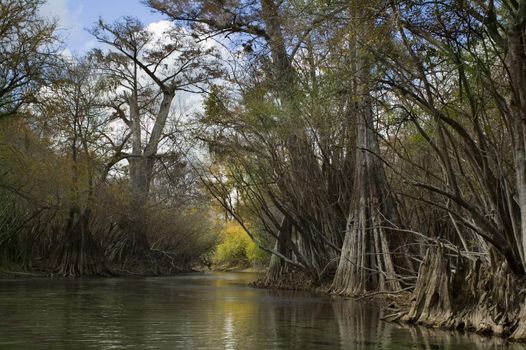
[[54, 211, 111, 277], [386, 245, 526, 341], [254, 217, 316, 290], [106, 224, 151, 265], [252, 268, 315, 290]]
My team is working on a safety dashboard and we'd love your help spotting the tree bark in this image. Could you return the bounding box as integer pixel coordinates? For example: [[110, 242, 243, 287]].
[[54, 208, 109, 277], [508, 24, 526, 269], [264, 216, 294, 285], [114, 84, 176, 263], [260, 0, 337, 279], [331, 93, 403, 295]]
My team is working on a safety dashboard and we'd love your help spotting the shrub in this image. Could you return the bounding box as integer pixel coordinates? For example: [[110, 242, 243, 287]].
[[146, 206, 220, 268], [0, 191, 32, 269], [213, 222, 269, 267], [245, 240, 268, 266]]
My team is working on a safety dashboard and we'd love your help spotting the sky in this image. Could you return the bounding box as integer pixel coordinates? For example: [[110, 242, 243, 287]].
[[40, 0, 165, 54], [38, 0, 225, 122]]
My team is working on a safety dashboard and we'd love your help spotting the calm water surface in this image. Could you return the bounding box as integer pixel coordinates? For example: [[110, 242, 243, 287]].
[[0, 272, 523, 349]]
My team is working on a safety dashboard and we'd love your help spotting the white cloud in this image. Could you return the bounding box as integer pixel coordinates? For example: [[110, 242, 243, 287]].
[[41, 0, 73, 27], [81, 39, 98, 52], [145, 20, 173, 36], [60, 48, 73, 58], [40, 0, 84, 48]]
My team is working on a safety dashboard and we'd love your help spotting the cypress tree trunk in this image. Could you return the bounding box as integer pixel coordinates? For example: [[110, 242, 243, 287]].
[[390, 246, 525, 338], [110, 88, 174, 265], [260, 0, 336, 280], [329, 0, 411, 295], [508, 24, 526, 269], [55, 208, 109, 277], [331, 94, 402, 295], [109, 156, 152, 264], [54, 120, 109, 277], [265, 217, 294, 286]]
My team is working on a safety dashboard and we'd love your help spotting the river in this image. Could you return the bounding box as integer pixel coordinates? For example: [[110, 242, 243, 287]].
[[0, 272, 523, 349]]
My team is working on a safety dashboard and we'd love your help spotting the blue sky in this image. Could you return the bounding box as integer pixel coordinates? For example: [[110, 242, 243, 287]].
[[41, 0, 165, 54]]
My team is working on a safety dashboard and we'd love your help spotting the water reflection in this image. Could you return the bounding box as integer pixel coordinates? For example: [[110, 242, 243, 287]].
[[0, 272, 523, 349]]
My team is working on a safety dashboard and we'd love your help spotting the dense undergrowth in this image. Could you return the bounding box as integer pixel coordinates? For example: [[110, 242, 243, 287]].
[[212, 222, 269, 269]]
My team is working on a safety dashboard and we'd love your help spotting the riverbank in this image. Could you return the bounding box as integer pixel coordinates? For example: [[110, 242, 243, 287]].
[[0, 261, 266, 279], [0, 261, 191, 279]]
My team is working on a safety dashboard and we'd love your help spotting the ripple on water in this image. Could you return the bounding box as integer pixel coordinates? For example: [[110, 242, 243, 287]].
[[0, 272, 524, 349]]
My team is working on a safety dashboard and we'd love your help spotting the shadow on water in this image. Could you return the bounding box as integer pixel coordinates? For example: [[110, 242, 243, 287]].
[[0, 272, 523, 349]]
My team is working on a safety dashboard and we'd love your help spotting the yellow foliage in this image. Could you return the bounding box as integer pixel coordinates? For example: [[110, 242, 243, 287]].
[[213, 222, 268, 266]]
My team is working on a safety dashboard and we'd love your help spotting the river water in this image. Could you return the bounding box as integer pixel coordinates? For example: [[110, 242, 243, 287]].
[[0, 272, 523, 349]]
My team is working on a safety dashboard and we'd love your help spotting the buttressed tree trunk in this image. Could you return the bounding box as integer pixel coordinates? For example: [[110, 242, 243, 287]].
[[55, 208, 108, 277], [331, 0, 405, 294], [55, 118, 108, 277], [260, 0, 336, 280], [331, 93, 402, 295], [264, 216, 294, 286], [56, 160, 108, 277], [508, 15, 526, 270]]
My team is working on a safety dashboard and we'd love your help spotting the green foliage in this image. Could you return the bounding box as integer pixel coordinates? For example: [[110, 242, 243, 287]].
[[213, 222, 269, 267], [0, 0, 58, 118], [203, 85, 227, 123], [214, 223, 250, 264], [245, 240, 268, 266]]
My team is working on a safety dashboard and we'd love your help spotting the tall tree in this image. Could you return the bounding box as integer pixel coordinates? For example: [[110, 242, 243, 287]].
[[0, 0, 57, 118], [329, 0, 409, 295], [90, 17, 221, 261], [149, 0, 350, 283], [36, 59, 112, 277]]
